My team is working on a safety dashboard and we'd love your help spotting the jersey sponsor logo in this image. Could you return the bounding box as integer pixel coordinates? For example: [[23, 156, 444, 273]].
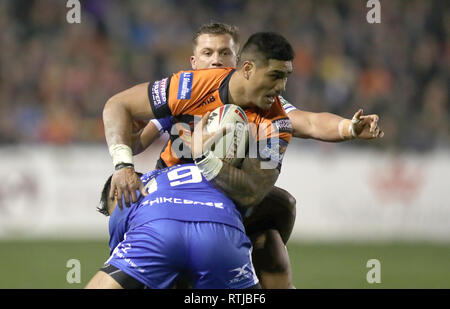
[[200, 95, 216, 106], [272, 118, 293, 134], [177, 72, 193, 100], [152, 78, 168, 108], [141, 196, 224, 209]]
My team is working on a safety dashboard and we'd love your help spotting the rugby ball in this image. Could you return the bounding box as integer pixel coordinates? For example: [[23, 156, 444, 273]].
[[206, 104, 248, 167]]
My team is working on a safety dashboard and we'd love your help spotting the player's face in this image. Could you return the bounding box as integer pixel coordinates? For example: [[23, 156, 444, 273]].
[[191, 34, 238, 69], [245, 59, 293, 110]]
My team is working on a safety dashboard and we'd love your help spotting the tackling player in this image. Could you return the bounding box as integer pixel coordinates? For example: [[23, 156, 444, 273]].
[[86, 162, 260, 289]]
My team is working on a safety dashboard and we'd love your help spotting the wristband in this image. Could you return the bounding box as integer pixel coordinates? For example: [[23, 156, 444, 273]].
[[109, 144, 133, 167], [338, 119, 356, 140], [115, 163, 134, 171], [194, 151, 223, 181]]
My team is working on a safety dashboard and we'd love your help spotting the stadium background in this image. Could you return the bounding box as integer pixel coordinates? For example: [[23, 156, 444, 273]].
[[0, 0, 448, 288]]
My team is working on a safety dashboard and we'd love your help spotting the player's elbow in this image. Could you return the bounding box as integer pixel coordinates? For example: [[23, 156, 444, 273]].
[[103, 97, 117, 120], [237, 196, 259, 209], [103, 96, 128, 124], [239, 186, 266, 208], [104, 95, 122, 114]]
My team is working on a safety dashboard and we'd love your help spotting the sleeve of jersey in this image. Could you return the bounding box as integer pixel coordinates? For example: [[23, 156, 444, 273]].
[[148, 77, 172, 119], [150, 116, 173, 133], [149, 71, 200, 118], [256, 119, 292, 171], [279, 95, 297, 114]]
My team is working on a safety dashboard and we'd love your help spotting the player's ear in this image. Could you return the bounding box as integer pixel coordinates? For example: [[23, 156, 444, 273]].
[[242, 61, 254, 80], [107, 191, 118, 215], [190, 56, 197, 70]]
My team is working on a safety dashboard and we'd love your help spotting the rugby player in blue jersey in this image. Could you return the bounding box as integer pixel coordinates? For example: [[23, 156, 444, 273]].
[[86, 161, 260, 289]]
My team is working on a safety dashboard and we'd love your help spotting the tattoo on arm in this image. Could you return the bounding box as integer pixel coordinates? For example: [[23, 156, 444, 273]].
[[211, 158, 279, 208]]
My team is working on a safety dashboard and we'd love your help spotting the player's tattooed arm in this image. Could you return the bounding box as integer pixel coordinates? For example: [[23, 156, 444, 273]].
[[187, 112, 279, 208], [211, 158, 279, 208]]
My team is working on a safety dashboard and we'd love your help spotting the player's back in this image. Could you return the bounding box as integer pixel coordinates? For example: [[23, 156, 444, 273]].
[[108, 163, 245, 253], [106, 164, 259, 289], [129, 163, 244, 229]]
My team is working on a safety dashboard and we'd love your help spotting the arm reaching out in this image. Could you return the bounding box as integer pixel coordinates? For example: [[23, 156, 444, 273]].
[[289, 108, 384, 141]]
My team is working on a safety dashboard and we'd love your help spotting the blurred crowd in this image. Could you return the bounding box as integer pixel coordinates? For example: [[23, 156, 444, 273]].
[[0, 0, 448, 152]]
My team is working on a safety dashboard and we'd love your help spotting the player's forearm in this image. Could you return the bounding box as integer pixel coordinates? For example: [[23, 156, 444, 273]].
[[210, 162, 257, 207], [130, 133, 144, 155], [308, 112, 347, 142], [292, 110, 350, 142], [131, 122, 161, 155], [211, 158, 278, 208], [140, 122, 162, 153]]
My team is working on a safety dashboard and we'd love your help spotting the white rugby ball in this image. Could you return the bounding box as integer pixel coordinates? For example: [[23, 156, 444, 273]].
[[206, 104, 248, 167]]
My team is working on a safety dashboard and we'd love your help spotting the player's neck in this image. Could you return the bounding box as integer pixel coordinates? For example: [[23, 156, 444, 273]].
[[228, 72, 252, 109]]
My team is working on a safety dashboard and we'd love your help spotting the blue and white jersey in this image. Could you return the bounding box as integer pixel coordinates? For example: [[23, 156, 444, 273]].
[[108, 163, 244, 254]]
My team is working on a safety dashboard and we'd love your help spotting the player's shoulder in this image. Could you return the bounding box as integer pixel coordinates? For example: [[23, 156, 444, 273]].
[[140, 169, 163, 184], [167, 68, 234, 110], [245, 97, 289, 124], [172, 67, 234, 80], [264, 97, 293, 136], [278, 95, 298, 114], [270, 96, 290, 119]]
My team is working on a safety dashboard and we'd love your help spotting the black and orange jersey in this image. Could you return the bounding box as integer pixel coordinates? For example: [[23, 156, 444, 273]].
[[148, 68, 292, 170]]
